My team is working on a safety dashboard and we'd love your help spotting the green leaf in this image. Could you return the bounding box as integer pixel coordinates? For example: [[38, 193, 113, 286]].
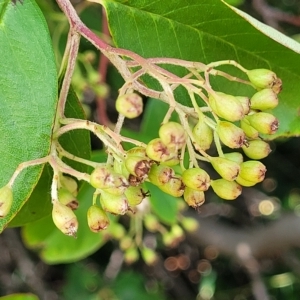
[[0, 294, 39, 300], [0, 0, 57, 232], [9, 85, 91, 227], [21, 151, 107, 264], [101, 0, 300, 138], [146, 182, 178, 225]]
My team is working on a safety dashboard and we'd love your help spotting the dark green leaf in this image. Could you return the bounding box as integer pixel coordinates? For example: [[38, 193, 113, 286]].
[[0, 0, 57, 232], [9, 85, 91, 227], [102, 0, 300, 138]]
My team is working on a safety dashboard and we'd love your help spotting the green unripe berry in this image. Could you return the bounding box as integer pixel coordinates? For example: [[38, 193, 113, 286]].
[[242, 140, 271, 159], [125, 186, 148, 207], [158, 175, 185, 197], [90, 167, 129, 192], [125, 155, 151, 180], [115, 93, 143, 119], [146, 138, 179, 166], [224, 152, 244, 164], [119, 235, 133, 250], [162, 232, 177, 247], [109, 223, 126, 240], [124, 247, 139, 264], [183, 187, 205, 209], [250, 88, 278, 111], [192, 118, 214, 151], [0, 185, 13, 218], [247, 112, 279, 135], [148, 164, 175, 186], [58, 187, 79, 210], [216, 121, 246, 149], [246, 68, 281, 91], [209, 157, 240, 181], [181, 217, 199, 232], [238, 161, 267, 183], [211, 179, 242, 200], [141, 247, 157, 265], [159, 122, 187, 149], [171, 224, 185, 240], [209, 92, 244, 122], [52, 201, 78, 237], [100, 190, 128, 215], [87, 204, 110, 233], [144, 214, 160, 232], [182, 168, 210, 191]]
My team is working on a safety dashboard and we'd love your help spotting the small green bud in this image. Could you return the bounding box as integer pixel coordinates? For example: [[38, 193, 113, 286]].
[[87, 204, 110, 233], [171, 224, 185, 240], [109, 222, 126, 240], [125, 155, 151, 180], [240, 118, 259, 139], [182, 168, 210, 191], [158, 175, 185, 197], [141, 247, 157, 265], [119, 235, 133, 250], [162, 232, 177, 247], [211, 179, 242, 200], [209, 157, 240, 181], [236, 96, 251, 115], [216, 121, 246, 149], [181, 217, 199, 232], [159, 122, 187, 149], [146, 138, 179, 166], [250, 88, 278, 111], [238, 161, 267, 183], [247, 112, 279, 135], [60, 175, 78, 196], [58, 187, 79, 210], [144, 214, 160, 232], [209, 92, 244, 122], [192, 118, 214, 151], [100, 190, 128, 215], [242, 140, 271, 159], [125, 186, 148, 207], [224, 152, 244, 164], [247, 69, 281, 92], [124, 247, 139, 264], [52, 201, 78, 237], [183, 187, 205, 209], [0, 185, 13, 218], [115, 93, 143, 119], [148, 164, 175, 186]]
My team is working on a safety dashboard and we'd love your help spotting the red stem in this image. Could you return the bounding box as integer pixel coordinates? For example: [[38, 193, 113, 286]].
[[96, 8, 110, 126]]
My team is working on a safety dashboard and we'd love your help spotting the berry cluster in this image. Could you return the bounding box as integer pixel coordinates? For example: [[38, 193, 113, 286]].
[[0, 62, 281, 248]]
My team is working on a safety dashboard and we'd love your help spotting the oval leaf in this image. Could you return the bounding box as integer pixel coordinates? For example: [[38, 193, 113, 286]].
[[0, 0, 57, 231], [9, 85, 91, 227]]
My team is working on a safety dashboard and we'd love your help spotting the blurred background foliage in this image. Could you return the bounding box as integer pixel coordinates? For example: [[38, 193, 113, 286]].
[[2, 0, 300, 299]]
